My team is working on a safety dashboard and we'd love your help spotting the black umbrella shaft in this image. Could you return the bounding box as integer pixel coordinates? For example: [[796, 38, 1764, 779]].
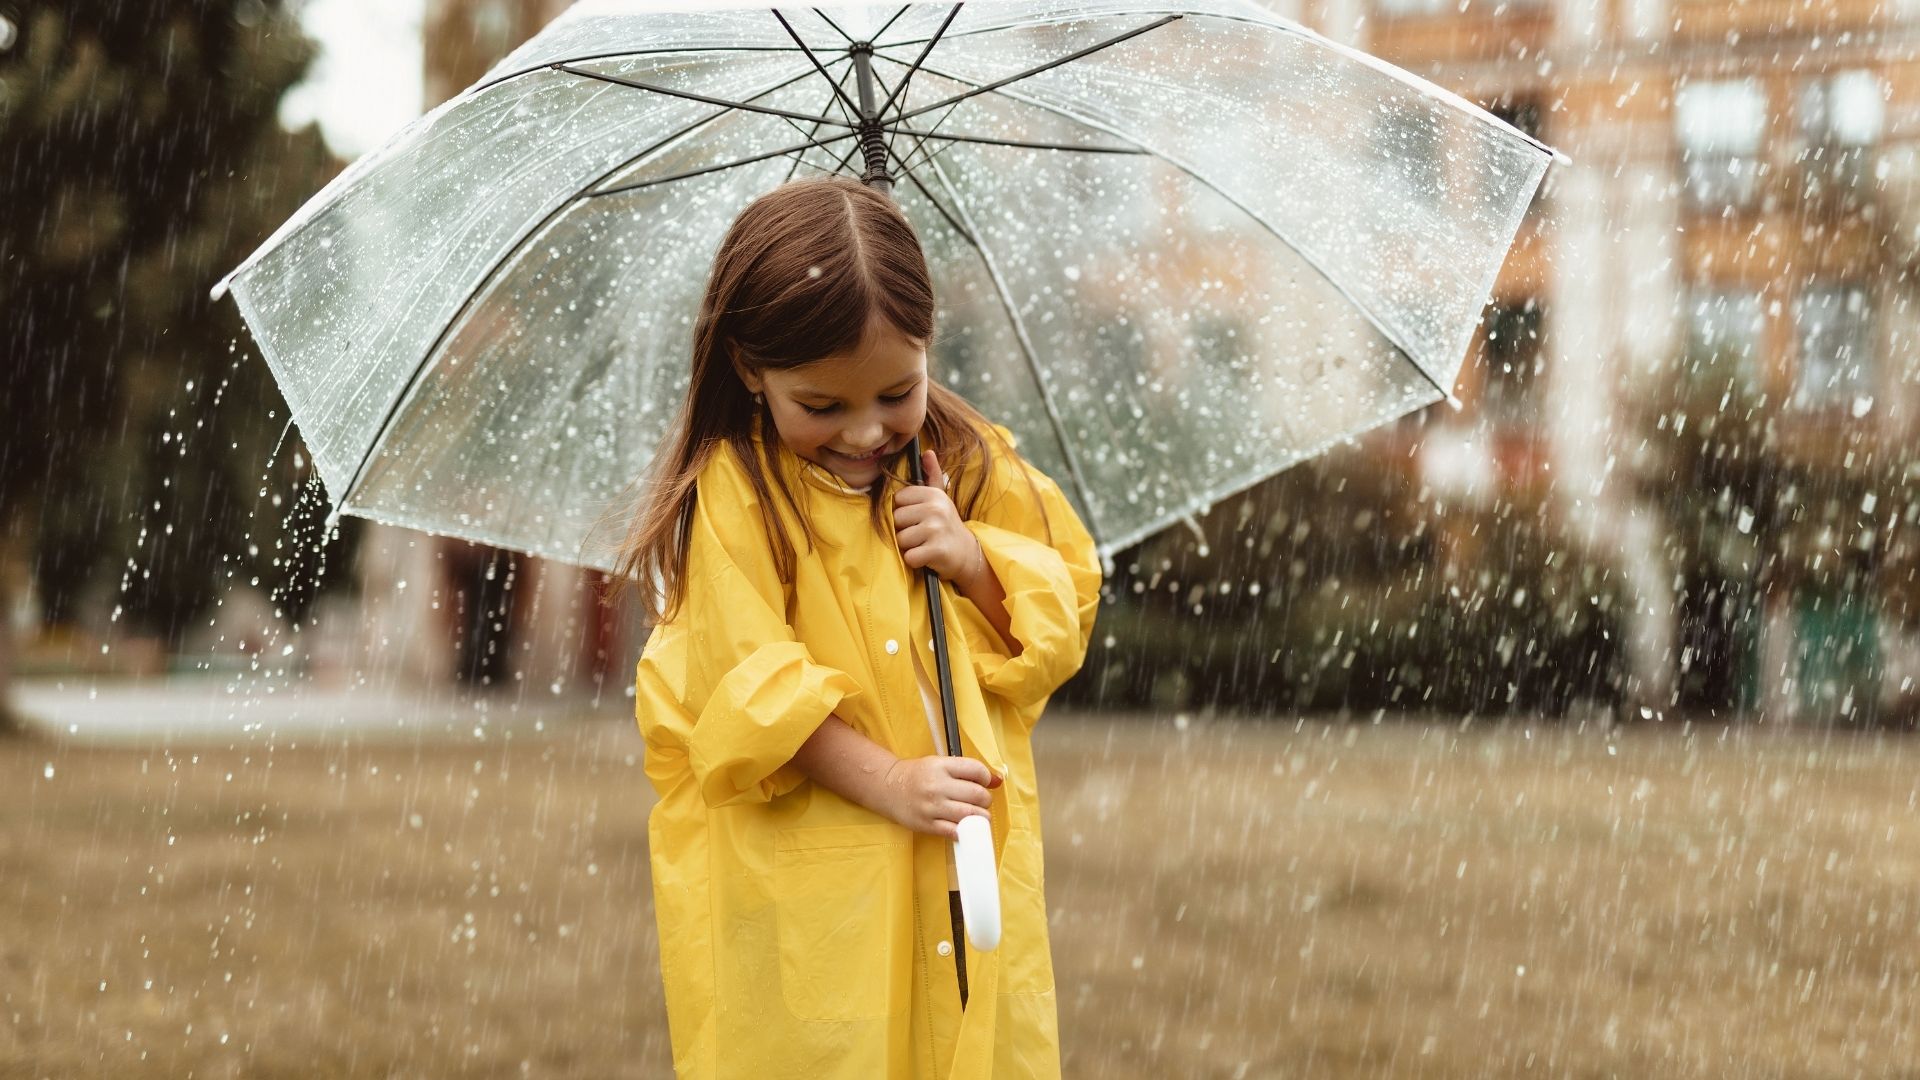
[[906, 437, 965, 764], [852, 44, 893, 194], [906, 434, 967, 1008], [856, 37, 958, 1005]]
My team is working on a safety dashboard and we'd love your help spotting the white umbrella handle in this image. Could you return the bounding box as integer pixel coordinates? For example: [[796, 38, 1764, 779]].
[[954, 814, 1000, 951]]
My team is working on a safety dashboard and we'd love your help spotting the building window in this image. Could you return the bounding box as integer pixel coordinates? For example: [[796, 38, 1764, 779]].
[[1793, 283, 1874, 409], [1682, 288, 1765, 391], [1675, 78, 1767, 212], [1798, 70, 1883, 213], [1479, 300, 1543, 422]]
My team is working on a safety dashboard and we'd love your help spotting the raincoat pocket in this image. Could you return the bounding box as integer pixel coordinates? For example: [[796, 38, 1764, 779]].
[[774, 824, 911, 1021], [998, 827, 1056, 995]]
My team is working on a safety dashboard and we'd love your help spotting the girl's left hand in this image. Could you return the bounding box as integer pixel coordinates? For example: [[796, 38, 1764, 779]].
[[894, 449, 985, 585]]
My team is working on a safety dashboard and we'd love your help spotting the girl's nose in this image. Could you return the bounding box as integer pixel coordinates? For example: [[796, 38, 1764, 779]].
[[845, 417, 887, 451]]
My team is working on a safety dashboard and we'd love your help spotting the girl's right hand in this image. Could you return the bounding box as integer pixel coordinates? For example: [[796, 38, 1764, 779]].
[[881, 756, 1002, 839]]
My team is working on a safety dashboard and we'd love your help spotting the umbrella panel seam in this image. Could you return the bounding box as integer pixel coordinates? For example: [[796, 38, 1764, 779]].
[[918, 151, 1108, 553], [553, 61, 853, 128], [586, 130, 861, 198], [338, 59, 854, 508], [891, 14, 1183, 127], [868, 4, 1562, 160], [868, 51, 1452, 395]]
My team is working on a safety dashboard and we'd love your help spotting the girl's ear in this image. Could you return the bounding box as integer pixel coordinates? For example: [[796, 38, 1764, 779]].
[[727, 344, 763, 396]]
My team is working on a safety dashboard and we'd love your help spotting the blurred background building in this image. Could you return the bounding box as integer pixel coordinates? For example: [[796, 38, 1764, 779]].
[[1341, 0, 1920, 725], [7, 0, 1917, 730], [1084, 0, 1920, 725]]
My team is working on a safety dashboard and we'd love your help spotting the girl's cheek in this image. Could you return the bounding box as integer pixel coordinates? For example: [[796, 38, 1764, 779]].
[[778, 409, 818, 442], [800, 416, 835, 447]]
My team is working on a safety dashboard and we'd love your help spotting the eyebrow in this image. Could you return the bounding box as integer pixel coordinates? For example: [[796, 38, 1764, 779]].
[[792, 374, 920, 399]]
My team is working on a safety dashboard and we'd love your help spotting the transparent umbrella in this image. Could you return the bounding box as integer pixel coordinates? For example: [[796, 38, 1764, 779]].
[[214, 0, 1559, 575], [214, 0, 1559, 976]]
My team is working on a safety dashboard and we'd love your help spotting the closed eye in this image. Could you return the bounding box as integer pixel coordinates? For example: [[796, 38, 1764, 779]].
[[801, 391, 911, 416]]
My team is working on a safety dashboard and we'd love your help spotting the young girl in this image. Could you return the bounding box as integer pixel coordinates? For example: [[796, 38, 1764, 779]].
[[617, 175, 1102, 1079]]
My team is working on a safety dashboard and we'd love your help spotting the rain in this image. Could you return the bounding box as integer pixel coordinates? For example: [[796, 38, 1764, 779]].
[[3, 0, 1917, 1076]]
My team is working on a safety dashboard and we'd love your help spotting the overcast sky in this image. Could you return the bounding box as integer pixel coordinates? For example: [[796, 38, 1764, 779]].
[[278, 0, 427, 159]]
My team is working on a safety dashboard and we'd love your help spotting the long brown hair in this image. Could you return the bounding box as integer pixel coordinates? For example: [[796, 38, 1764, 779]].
[[608, 176, 1042, 625]]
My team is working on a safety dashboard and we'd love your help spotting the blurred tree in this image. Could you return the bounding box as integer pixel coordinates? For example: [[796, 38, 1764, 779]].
[[0, 1, 338, 734], [1626, 350, 1918, 726], [1068, 413, 1624, 719]]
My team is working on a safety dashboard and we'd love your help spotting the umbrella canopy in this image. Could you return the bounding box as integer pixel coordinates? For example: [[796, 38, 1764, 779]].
[[216, 0, 1556, 571]]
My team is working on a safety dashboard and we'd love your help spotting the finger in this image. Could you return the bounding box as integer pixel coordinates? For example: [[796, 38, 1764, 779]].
[[945, 757, 995, 787], [941, 800, 991, 825], [922, 449, 945, 492], [943, 781, 993, 809]]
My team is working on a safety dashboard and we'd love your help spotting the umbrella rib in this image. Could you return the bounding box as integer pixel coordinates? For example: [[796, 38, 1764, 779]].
[[873, 6, 1205, 50], [783, 66, 860, 184], [884, 141, 975, 245], [771, 11, 866, 123], [551, 62, 852, 127], [828, 135, 866, 177], [877, 3, 962, 118], [852, 62, 965, 182], [776, 59, 856, 146], [331, 62, 847, 510], [476, 45, 835, 95], [860, 57, 961, 174], [874, 6, 1564, 165], [810, 7, 857, 44], [879, 57, 1451, 395], [892, 97, 966, 175], [869, 50, 966, 171], [872, 5, 913, 44], [918, 152, 1107, 551], [588, 130, 860, 198], [779, 86, 833, 182], [893, 14, 1182, 126], [887, 127, 1145, 154]]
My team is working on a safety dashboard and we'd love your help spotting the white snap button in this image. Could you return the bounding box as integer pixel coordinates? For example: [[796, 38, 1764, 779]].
[[936, 940, 953, 957], [884, 639, 899, 655]]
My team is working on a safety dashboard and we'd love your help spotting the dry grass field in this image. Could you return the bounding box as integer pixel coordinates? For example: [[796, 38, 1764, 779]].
[[4, 710, 1917, 1078]]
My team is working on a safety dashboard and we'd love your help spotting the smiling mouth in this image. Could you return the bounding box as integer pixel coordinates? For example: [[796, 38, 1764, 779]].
[[830, 443, 892, 465]]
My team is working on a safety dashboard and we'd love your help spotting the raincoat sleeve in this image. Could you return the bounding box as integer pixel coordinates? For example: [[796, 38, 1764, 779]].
[[635, 449, 863, 809], [951, 424, 1103, 712]]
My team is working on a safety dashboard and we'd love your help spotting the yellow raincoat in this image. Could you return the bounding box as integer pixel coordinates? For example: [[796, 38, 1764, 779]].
[[635, 419, 1102, 1079]]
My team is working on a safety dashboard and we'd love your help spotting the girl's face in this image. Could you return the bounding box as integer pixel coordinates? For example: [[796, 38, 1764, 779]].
[[735, 318, 930, 488]]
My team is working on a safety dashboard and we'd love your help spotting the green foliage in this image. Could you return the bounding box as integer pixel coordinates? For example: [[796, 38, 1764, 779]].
[[1062, 428, 1625, 716], [1627, 361, 1920, 720], [0, 1, 339, 642]]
